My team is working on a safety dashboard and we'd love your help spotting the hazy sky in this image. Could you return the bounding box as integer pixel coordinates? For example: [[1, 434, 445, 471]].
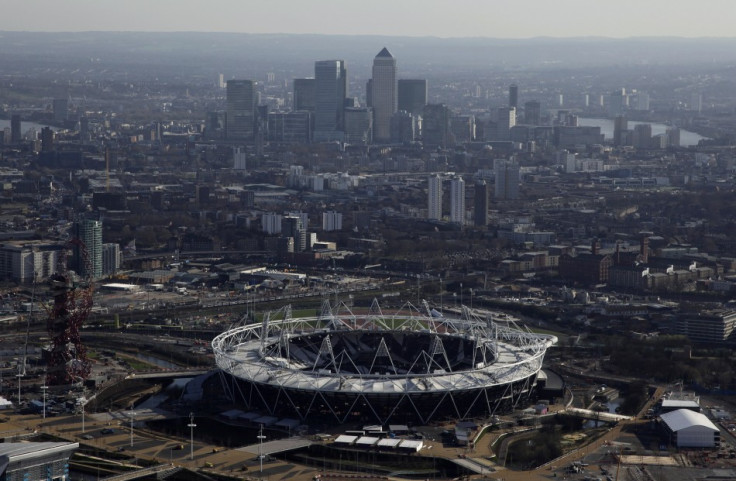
[[2, 0, 735, 38]]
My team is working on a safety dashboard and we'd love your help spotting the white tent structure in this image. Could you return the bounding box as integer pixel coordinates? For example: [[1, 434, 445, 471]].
[[660, 409, 719, 448]]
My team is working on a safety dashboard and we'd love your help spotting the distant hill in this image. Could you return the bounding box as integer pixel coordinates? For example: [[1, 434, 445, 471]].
[[1, 31, 735, 79]]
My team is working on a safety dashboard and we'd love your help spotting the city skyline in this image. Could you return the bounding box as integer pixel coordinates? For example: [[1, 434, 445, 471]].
[[2, 0, 735, 38]]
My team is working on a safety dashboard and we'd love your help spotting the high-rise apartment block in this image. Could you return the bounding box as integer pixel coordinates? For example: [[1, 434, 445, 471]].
[[233, 147, 247, 170], [102, 243, 121, 277], [73, 218, 103, 279], [450, 177, 465, 225], [282, 215, 307, 252], [262, 213, 282, 234], [0, 241, 65, 283], [494, 159, 520, 200], [428, 175, 443, 220], [322, 211, 343, 231], [474, 180, 489, 227]]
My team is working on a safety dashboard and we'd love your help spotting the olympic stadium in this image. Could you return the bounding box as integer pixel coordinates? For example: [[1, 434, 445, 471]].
[[212, 300, 557, 425]]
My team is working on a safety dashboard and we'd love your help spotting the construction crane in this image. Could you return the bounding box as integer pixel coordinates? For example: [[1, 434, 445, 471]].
[[45, 238, 94, 385]]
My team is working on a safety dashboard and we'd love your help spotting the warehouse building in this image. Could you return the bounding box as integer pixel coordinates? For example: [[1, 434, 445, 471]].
[[660, 409, 719, 448]]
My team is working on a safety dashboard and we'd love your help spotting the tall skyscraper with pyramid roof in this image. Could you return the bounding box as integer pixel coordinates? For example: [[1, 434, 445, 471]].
[[371, 47, 397, 143]]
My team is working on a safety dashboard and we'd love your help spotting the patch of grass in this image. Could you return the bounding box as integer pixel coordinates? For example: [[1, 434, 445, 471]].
[[118, 355, 158, 371]]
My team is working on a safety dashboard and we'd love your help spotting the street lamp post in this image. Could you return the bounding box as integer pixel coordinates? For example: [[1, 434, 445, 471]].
[[82, 402, 86, 433], [439, 275, 443, 314], [187, 413, 196, 461], [257, 424, 266, 473], [16, 361, 23, 407], [129, 411, 135, 447], [40, 382, 48, 420]]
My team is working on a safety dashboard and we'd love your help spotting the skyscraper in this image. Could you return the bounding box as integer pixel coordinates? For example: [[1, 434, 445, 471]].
[[509, 84, 518, 108], [41, 127, 54, 152], [371, 48, 397, 143], [322, 211, 343, 232], [608, 88, 627, 116], [428, 175, 443, 220], [474, 180, 489, 227], [293, 78, 316, 111], [450, 177, 465, 225], [495, 107, 516, 141], [494, 159, 520, 200], [613, 115, 628, 146], [666, 127, 681, 147], [633, 123, 652, 149], [282, 215, 306, 252], [73, 218, 103, 279], [398, 79, 427, 116], [226, 80, 256, 141], [422, 104, 452, 148], [233, 147, 247, 170], [53, 98, 68, 123], [690, 92, 703, 113], [344, 107, 373, 145], [314, 60, 347, 142], [102, 243, 121, 276], [10, 114, 21, 144], [390, 110, 416, 144], [79, 116, 89, 143], [524, 101, 541, 125]]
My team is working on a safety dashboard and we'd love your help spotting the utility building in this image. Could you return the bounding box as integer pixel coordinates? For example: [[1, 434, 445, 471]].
[[660, 409, 719, 448]]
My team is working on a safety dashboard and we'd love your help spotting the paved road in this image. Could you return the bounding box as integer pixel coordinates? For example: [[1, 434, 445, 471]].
[[2, 386, 666, 481]]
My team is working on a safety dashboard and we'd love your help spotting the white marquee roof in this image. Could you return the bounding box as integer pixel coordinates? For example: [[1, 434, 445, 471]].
[[661, 408, 718, 433]]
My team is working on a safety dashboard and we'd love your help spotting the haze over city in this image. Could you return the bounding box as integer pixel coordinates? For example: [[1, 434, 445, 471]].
[[3, 3, 736, 481], [2, 0, 736, 38]]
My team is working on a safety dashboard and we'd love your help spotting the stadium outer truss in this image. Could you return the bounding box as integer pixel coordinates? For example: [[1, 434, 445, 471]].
[[212, 299, 557, 425]]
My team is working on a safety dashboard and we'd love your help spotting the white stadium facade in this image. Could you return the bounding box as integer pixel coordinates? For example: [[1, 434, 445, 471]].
[[212, 300, 557, 425]]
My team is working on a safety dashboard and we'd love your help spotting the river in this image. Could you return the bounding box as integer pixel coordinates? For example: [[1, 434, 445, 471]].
[[0, 118, 59, 134], [579, 117, 707, 147]]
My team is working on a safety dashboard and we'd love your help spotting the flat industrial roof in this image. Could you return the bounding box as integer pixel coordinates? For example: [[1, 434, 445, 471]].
[[335, 435, 358, 444], [662, 399, 700, 408], [398, 439, 423, 451], [355, 436, 380, 446], [377, 438, 401, 448]]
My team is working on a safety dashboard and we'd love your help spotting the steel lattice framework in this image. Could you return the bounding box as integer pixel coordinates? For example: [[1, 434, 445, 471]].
[[213, 299, 557, 425], [45, 238, 93, 385]]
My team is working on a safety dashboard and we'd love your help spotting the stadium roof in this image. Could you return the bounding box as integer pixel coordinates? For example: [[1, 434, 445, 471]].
[[660, 409, 718, 432]]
